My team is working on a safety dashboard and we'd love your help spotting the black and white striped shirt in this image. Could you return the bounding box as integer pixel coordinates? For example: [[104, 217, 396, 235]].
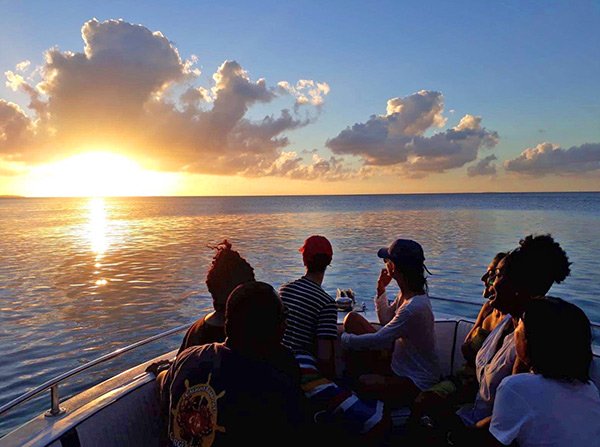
[[279, 276, 338, 355]]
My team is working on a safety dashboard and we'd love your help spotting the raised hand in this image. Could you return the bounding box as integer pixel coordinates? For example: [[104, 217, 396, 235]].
[[376, 267, 392, 296]]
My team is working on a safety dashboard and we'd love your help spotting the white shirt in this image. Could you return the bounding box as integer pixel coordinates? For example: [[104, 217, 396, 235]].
[[341, 292, 439, 390], [457, 314, 516, 425], [490, 373, 600, 446]]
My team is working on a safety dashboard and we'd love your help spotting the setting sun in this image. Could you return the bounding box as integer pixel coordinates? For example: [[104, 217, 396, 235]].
[[22, 152, 180, 197]]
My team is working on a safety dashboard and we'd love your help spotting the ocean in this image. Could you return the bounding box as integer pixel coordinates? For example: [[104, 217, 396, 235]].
[[1, 192, 599, 435]]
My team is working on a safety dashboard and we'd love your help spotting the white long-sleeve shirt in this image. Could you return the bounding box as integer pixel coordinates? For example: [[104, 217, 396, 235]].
[[341, 292, 440, 390]]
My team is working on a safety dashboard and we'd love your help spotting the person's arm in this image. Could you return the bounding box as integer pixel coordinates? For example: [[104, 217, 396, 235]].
[[375, 291, 397, 325], [375, 268, 400, 324], [462, 302, 494, 359], [342, 305, 410, 351], [316, 338, 336, 378], [488, 378, 530, 447], [316, 300, 339, 378]]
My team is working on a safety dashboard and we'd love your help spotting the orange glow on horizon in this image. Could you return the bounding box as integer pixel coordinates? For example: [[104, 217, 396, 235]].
[[21, 151, 180, 197]]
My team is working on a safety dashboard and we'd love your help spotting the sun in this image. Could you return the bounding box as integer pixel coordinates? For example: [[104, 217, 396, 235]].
[[22, 151, 179, 197]]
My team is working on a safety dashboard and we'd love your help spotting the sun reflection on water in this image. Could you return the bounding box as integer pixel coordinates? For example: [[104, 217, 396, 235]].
[[88, 198, 109, 258]]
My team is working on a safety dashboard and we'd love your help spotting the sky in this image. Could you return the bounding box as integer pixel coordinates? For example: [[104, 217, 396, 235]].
[[0, 0, 599, 196]]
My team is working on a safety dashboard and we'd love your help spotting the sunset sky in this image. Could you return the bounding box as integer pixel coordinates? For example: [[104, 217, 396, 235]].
[[1, 1, 599, 196]]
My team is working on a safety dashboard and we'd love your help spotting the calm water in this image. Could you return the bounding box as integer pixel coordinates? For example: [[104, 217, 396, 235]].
[[1, 193, 599, 435]]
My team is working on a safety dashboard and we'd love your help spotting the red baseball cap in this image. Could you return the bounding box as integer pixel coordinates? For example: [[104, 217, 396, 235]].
[[299, 235, 333, 262]]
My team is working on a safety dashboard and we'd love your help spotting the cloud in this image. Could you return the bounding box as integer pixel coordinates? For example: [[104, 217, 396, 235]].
[[326, 91, 498, 174], [0, 19, 330, 177], [265, 152, 357, 181], [0, 100, 33, 155], [16, 60, 31, 72], [467, 154, 497, 177], [504, 142, 600, 176], [278, 80, 330, 108]]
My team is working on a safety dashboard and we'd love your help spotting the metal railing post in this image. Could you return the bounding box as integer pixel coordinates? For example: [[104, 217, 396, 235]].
[[45, 384, 65, 417]]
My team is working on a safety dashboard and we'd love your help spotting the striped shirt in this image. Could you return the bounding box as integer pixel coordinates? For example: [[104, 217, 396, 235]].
[[279, 276, 338, 355]]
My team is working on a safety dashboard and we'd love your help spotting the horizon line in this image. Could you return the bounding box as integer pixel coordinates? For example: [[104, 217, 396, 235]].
[[3, 190, 600, 199]]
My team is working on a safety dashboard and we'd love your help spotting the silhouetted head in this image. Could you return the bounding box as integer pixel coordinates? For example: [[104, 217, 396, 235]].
[[378, 238, 429, 294], [225, 281, 287, 354], [489, 234, 570, 316], [206, 240, 255, 312], [300, 235, 333, 274], [515, 296, 592, 383]]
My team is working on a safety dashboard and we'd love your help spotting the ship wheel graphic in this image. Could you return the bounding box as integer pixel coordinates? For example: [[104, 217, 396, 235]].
[[171, 373, 226, 447]]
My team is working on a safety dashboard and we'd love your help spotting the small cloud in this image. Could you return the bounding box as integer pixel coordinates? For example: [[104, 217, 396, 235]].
[[504, 142, 600, 176], [278, 79, 330, 108], [16, 60, 31, 72], [467, 154, 497, 177]]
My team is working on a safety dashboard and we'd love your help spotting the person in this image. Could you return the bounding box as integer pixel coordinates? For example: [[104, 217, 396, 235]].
[[178, 240, 255, 354], [488, 297, 600, 446], [279, 235, 338, 378], [455, 234, 571, 429], [412, 252, 508, 422], [461, 252, 507, 366], [341, 238, 439, 407], [160, 281, 308, 447]]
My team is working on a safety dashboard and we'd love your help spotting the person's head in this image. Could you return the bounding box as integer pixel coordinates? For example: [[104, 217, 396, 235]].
[[206, 240, 255, 312], [377, 238, 429, 294], [489, 234, 571, 316], [514, 296, 592, 383], [481, 252, 507, 298], [299, 235, 333, 274], [225, 281, 287, 353]]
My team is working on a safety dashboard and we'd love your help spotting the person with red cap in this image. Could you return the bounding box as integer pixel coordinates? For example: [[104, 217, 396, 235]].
[[279, 235, 338, 378]]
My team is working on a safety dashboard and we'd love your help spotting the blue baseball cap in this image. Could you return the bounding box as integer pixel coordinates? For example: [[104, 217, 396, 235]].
[[377, 239, 431, 273]]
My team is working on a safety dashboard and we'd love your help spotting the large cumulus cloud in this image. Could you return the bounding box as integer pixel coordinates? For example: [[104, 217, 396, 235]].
[[2, 19, 334, 178], [326, 91, 499, 174], [504, 142, 600, 176]]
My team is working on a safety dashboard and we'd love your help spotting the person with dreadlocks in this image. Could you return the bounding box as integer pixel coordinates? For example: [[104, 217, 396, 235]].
[[178, 240, 255, 354]]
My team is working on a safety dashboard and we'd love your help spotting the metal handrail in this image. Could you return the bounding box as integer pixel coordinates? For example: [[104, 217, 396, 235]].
[[428, 295, 600, 330], [0, 322, 190, 418]]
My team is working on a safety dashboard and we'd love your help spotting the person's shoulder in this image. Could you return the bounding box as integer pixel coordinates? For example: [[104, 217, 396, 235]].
[[279, 277, 304, 291], [177, 342, 224, 363], [499, 372, 540, 393]]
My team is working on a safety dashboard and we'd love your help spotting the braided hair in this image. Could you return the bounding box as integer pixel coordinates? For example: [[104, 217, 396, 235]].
[[206, 240, 255, 312]]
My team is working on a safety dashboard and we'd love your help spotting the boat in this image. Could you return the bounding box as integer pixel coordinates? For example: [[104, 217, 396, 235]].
[[1, 296, 599, 446]]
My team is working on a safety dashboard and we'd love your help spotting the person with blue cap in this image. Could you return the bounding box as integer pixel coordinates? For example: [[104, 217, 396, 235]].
[[341, 238, 440, 407]]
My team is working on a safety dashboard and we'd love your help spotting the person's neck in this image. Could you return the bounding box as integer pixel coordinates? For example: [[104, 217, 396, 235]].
[[304, 271, 324, 286], [397, 280, 422, 300]]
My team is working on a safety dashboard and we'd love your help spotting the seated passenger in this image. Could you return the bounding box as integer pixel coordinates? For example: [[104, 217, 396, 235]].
[[461, 252, 507, 366], [341, 238, 440, 407], [413, 252, 508, 418], [178, 240, 255, 354], [455, 234, 571, 428], [489, 297, 600, 446], [279, 235, 338, 378], [161, 281, 308, 446]]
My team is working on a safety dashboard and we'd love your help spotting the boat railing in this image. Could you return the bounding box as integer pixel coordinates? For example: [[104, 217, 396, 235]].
[[0, 322, 190, 419], [1, 296, 599, 422]]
